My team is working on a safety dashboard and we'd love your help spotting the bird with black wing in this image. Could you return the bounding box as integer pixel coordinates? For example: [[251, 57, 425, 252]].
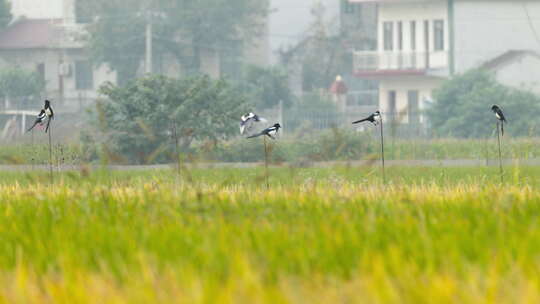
[[491, 105, 507, 135], [352, 111, 381, 126], [247, 123, 281, 140], [44, 99, 54, 133], [27, 109, 47, 132], [240, 112, 267, 135]]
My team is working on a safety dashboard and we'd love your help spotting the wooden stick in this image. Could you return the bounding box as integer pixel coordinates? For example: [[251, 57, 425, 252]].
[[380, 117, 386, 184], [263, 136, 269, 190], [48, 122, 53, 184], [172, 119, 181, 178], [497, 121, 503, 183], [31, 129, 35, 171]]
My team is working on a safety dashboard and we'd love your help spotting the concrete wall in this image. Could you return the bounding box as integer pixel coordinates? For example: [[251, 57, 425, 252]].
[[378, 0, 449, 69], [494, 54, 540, 96], [454, 0, 540, 73], [10, 0, 64, 19], [379, 76, 443, 123], [0, 48, 116, 102]]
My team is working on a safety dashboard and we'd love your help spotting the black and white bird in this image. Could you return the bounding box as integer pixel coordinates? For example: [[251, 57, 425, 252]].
[[27, 109, 47, 132], [44, 99, 54, 133], [247, 123, 281, 140], [240, 112, 266, 135], [352, 111, 381, 126], [491, 105, 507, 135]]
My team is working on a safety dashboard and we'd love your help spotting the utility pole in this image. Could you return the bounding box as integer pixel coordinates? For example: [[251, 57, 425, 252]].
[[145, 12, 153, 74]]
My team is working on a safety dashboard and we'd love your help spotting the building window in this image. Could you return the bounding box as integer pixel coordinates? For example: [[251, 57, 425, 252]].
[[75, 61, 94, 90], [388, 90, 397, 122], [397, 21, 403, 51], [408, 90, 420, 124], [343, 0, 356, 14], [410, 21, 416, 51], [383, 22, 394, 51], [434, 20, 445, 51]]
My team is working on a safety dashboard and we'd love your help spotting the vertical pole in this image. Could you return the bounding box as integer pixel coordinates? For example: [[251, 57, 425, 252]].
[[173, 119, 180, 178], [48, 123, 53, 184], [145, 13, 153, 74], [278, 99, 284, 136], [21, 113, 26, 134], [380, 117, 386, 184], [263, 136, 269, 190], [484, 136, 489, 166], [497, 122, 503, 183], [31, 129, 35, 171]]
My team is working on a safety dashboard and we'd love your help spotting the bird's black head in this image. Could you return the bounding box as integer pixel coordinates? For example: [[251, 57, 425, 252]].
[[273, 123, 281, 129], [491, 105, 499, 112], [45, 100, 51, 107], [374, 110, 381, 115]]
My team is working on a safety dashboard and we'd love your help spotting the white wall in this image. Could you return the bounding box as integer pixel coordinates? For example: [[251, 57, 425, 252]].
[[0, 48, 116, 101], [454, 0, 540, 73], [10, 0, 64, 19], [494, 54, 540, 96], [379, 1, 447, 52], [379, 76, 443, 123]]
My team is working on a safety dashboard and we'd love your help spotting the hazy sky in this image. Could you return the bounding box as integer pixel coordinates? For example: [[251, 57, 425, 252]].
[[269, 0, 339, 62]]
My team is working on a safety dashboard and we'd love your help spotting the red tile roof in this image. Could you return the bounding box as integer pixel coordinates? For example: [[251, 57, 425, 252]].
[[0, 19, 66, 49]]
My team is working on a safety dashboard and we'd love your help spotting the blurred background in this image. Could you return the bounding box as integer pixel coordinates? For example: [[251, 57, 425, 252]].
[[0, 0, 539, 165]]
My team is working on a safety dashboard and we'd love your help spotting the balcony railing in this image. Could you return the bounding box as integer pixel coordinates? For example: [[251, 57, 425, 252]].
[[354, 51, 448, 72]]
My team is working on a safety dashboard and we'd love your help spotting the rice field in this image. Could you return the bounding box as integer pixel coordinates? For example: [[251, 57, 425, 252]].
[[0, 166, 540, 303]]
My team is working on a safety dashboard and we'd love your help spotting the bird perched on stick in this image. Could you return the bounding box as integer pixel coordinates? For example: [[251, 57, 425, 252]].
[[44, 99, 54, 133], [240, 112, 266, 135], [27, 109, 47, 132], [491, 105, 507, 135], [247, 123, 281, 140], [352, 111, 381, 126]]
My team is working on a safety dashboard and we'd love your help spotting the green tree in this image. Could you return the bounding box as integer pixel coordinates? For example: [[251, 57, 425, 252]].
[[427, 70, 540, 138], [78, 0, 268, 83], [0, 67, 45, 100], [0, 0, 11, 28], [94, 75, 248, 164], [238, 65, 293, 110]]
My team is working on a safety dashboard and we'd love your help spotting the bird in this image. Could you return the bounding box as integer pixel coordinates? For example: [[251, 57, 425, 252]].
[[240, 112, 266, 135], [27, 109, 47, 132], [491, 105, 507, 135], [352, 111, 381, 126], [247, 123, 281, 139], [44, 99, 54, 133]]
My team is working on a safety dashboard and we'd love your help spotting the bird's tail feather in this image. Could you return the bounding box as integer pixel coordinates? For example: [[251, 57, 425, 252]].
[[247, 133, 262, 139], [352, 118, 368, 124], [27, 122, 37, 133], [501, 122, 504, 136]]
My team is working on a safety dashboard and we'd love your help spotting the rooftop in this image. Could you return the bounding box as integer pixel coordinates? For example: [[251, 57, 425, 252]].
[[0, 19, 83, 50]]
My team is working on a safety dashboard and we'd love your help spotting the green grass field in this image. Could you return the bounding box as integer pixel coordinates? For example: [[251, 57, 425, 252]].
[[0, 166, 540, 303]]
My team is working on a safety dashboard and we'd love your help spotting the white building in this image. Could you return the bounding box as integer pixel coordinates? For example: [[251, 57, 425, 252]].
[[0, 0, 116, 112], [351, 0, 540, 125]]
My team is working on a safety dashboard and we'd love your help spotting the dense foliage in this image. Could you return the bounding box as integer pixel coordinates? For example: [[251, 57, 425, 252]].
[[0, 67, 45, 99], [0, 0, 11, 28], [427, 70, 540, 138], [237, 65, 293, 110], [78, 0, 269, 83], [92, 75, 248, 164]]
